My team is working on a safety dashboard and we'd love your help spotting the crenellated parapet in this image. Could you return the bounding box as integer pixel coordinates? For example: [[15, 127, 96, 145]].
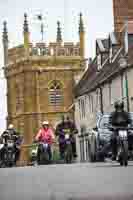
[[3, 12, 85, 65], [7, 42, 80, 64]]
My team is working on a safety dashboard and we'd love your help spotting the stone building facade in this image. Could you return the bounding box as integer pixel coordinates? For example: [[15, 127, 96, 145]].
[[2, 13, 85, 162]]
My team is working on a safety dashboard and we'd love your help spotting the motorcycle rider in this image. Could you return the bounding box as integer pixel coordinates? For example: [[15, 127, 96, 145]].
[[55, 115, 78, 159], [65, 116, 78, 158], [35, 121, 55, 162], [55, 115, 66, 159], [109, 101, 131, 160], [0, 124, 21, 164]]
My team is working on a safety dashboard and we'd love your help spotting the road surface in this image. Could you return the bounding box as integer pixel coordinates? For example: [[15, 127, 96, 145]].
[[0, 161, 133, 200]]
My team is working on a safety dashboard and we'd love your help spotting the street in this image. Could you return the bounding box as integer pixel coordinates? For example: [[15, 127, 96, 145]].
[[0, 161, 133, 200]]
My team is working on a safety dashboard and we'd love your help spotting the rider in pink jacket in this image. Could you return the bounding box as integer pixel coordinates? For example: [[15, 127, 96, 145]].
[[35, 121, 55, 161], [35, 121, 54, 145]]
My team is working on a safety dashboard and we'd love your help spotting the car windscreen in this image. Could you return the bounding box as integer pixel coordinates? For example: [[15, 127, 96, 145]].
[[99, 116, 110, 129]]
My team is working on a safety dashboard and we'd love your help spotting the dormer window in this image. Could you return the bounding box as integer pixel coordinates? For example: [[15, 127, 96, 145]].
[[97, 54, 102, 71]]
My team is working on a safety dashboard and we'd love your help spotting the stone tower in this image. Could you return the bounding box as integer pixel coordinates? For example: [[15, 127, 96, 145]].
[[113, 0, 133, 32], [2, 13, 85, 163]]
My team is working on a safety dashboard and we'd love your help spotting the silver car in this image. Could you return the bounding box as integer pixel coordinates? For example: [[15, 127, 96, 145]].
[[88, 112, 133, 162]]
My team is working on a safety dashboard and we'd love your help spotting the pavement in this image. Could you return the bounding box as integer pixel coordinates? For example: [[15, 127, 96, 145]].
[[0, 161, 133, 200]]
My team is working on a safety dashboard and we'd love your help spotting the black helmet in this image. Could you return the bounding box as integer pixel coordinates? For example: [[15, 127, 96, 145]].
[[114, 101, 124, 110]]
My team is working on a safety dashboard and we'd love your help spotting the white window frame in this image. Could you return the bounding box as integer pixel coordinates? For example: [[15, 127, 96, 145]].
[[97, 54, 102, 71]]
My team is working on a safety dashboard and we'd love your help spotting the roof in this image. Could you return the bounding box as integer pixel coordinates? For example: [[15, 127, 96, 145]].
[[75, 46, 133, 98], [109, 32, 118, 45], [96, 39, 109, 53], [74, 24, 133, 99]]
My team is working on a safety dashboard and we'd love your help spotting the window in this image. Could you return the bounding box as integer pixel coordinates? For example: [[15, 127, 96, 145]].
[[49, 80, 63, 106], [78, 99, 81, 120], [89, 95, 93, 113], [81, 99, 84, 118], [82, 98, 85, 118]]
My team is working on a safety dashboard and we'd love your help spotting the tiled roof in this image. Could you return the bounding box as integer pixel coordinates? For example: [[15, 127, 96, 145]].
[[75, 47, 133, 98], [74, 25, 133, 98]]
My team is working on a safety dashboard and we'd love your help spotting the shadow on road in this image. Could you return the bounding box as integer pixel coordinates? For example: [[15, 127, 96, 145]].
[[67, 196, 133, 200], [94, 163, 133, 168]]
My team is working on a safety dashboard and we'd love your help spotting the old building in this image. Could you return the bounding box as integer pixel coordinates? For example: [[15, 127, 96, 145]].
[[113, 0, 133, 32], [2, 13, 85, 162], [74, 0, 133, 162]]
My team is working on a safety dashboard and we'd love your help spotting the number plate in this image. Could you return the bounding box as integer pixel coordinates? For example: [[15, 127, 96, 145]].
[[65, 134, 70, 139], [43, 143, 48, 148], [119, 130, 127, 138], [7, 140, 13, 148]]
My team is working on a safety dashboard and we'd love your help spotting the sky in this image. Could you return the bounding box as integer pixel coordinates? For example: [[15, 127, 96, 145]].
[[0, 0, 113, 132]]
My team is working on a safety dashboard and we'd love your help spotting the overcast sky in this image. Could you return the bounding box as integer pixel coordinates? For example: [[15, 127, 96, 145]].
[[0, 0, 113, 132]]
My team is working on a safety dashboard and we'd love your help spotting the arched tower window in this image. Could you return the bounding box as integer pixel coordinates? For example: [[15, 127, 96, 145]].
[[49, 80, 63, 105]]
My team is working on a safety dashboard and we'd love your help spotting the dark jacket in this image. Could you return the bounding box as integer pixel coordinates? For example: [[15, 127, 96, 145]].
[[1, 129, 19, 144], [55, 121, 78, 137], [109, 111, 131, 127]]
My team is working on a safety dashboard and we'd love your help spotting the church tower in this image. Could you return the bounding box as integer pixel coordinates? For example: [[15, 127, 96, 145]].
[[2, 13, 85, 163], [113, 0, 133, 32]]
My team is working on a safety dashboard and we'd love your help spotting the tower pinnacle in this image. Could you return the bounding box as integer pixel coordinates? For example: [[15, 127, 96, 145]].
[[79, 12, 84, 34], [79, 12, 85, 58], [23, 13, 30, 52], [23, 13, 29, 33], [3, 21, 8, 42], [56, 21, 62, 43], [2, 21, 8, 65]]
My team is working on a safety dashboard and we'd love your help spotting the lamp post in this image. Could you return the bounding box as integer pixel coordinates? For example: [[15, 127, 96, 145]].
[[119, 55, 129, 112]]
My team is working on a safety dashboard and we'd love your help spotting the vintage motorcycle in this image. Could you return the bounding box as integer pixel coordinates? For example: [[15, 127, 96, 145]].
[[0, 133, 22, 168], [32, 141, 51, 165], [64, 133, 73, 164], [110, 126, 133, 166]]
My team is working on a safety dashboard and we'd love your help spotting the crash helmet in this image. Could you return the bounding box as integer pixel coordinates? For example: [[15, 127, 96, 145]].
[[8, 124, 14, 130], [114, 101, 124, 111], [42, 121, 49, 126]]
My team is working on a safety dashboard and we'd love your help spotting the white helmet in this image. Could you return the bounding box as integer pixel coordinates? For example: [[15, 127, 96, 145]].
[[42, 121, 49, 126], [8, 124, 14, 129]]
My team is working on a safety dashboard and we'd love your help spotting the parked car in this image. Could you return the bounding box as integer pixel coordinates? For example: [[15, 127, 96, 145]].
[[88, 114, 111, 162], [88, 112, 133, 162]]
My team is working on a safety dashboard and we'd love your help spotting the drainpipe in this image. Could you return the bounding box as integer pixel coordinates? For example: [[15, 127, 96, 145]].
[[125, 70, 130, 112]]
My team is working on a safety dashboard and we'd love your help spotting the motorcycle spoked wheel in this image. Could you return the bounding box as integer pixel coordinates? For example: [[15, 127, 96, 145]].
[[2, 151, 15, 168], [65, 144, 73, 164], [119, 140, 128, 167]]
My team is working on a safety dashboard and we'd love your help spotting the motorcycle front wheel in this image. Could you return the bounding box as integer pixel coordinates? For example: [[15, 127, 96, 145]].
[[119, 140, 128, 167]]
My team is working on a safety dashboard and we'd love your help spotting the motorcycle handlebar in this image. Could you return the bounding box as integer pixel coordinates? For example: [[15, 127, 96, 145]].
[[108, 126, 133, 131]]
